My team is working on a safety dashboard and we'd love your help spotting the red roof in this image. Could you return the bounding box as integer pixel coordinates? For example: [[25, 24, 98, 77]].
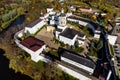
[[20, 36, 45, 52]]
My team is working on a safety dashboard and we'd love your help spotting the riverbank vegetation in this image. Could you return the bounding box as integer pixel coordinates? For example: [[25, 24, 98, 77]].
[[0, 23, 77, 80], [0, 43, 78, 80], [0, 0, 53, 33], [67, 0, 120, 27], [1, 0, 119, 34], [0, 0, 120, 80], [0, 0, 29, 33], [0, 0, 78, 80], [70, 0, 120, 17]]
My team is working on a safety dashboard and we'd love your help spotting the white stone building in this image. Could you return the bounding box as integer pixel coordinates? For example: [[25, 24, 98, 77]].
[[50, 19, 55, 25], [107, 35, 117, 45], [47, 8, 53, 13], [47, 26, 55, 32], [58, 13, 66, 27], [58, 28, 86, 46], [115, 18, 120, 26], [70, 5, 77, 11], [57, 64, 92, 80], [79, 7, 92, 13], [15, 36, 51, 62], [54, 11, 86, 46], [24, 18, 46, 34], [67, 15, 101, 39], [60, 50, 96, 75], [94, 27, 101, 38], [20, 36, 46, 55], [57, 11, 67, 30]]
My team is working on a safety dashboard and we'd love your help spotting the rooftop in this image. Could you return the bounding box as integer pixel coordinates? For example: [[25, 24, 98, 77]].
[[67, 16, 101, 30], [60, 28, 85, 39], [61, 50, 96, 69], [20, 36, 45, 52], [116, 36, 120, 44], [27, 18, 43, 28], [79, 7, 91, 10], [59, 13, 66, 17], [56, 28, 63, 32], [115, 18, 120, 22]]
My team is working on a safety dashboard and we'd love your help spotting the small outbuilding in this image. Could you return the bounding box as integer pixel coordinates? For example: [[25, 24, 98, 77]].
[[47, 26, 55, 32]]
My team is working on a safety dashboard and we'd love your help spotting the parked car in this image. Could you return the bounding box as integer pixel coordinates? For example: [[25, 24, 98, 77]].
[[117, 60, 120, 63], [114, 48, 119, 51], [117, 64, 120, 66], [114, 45, 118, 48], [115, 51, 120, 54], [117, 66, 120, 70], [114, 44, 118, 46], [116, 56, 120, 60], [115, 50, 119, 53]]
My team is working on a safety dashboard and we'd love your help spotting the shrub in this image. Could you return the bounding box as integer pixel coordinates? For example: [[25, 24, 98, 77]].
[[60, 42, 65, 47]]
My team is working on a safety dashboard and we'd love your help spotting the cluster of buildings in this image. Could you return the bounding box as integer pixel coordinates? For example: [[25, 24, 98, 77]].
[[55, 10, 86, 46], [70, 5, 93, 13], [14, 6, 119, 80], [67, 15, 101, 39], [15, 8, 55, 62], [47, 9, 86, 46]]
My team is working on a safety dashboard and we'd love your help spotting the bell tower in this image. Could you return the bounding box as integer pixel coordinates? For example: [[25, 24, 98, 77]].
[[58, 8, 66, 27]]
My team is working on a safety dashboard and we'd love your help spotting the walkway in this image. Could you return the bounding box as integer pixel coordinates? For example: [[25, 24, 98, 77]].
[[57, 64, 92, 80], [31, 54, 51, 63]]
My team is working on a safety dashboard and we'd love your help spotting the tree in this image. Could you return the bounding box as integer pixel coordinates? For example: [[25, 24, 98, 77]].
[[52, 0, 62, 12], [113, 13, 117, 19], [75, 41, 79, 47], [2, 13, 10, 22], [97, 41, 103, 50]]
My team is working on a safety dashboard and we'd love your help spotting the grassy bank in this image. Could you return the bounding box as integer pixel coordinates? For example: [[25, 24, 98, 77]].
[[109, 44, 114, 56], [0, 11, 25, 33], [1, 14, 22, 29]]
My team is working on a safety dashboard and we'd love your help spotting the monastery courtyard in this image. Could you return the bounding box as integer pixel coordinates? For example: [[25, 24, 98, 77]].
[[35, 26, 90, 56], [35, 27, 60, 49]]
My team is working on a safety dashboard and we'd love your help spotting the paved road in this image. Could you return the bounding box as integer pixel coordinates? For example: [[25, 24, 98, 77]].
[[101, 29, 117, 80]]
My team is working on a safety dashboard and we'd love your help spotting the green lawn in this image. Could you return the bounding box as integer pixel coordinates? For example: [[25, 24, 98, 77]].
[[67, 45, 84, 53], [60, 72, 78, 80], [110, 45, 114, 56], [67, 21, 93, 37], [30, 61, 44, 69], [49, 50, 59, 57]]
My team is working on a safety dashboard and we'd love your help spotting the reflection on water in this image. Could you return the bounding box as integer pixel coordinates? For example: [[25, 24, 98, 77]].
[[0, 49, 33, 80], [10, 15, 25, 26], [0, 15, 33, 80], [0, 15, 25, 39]]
